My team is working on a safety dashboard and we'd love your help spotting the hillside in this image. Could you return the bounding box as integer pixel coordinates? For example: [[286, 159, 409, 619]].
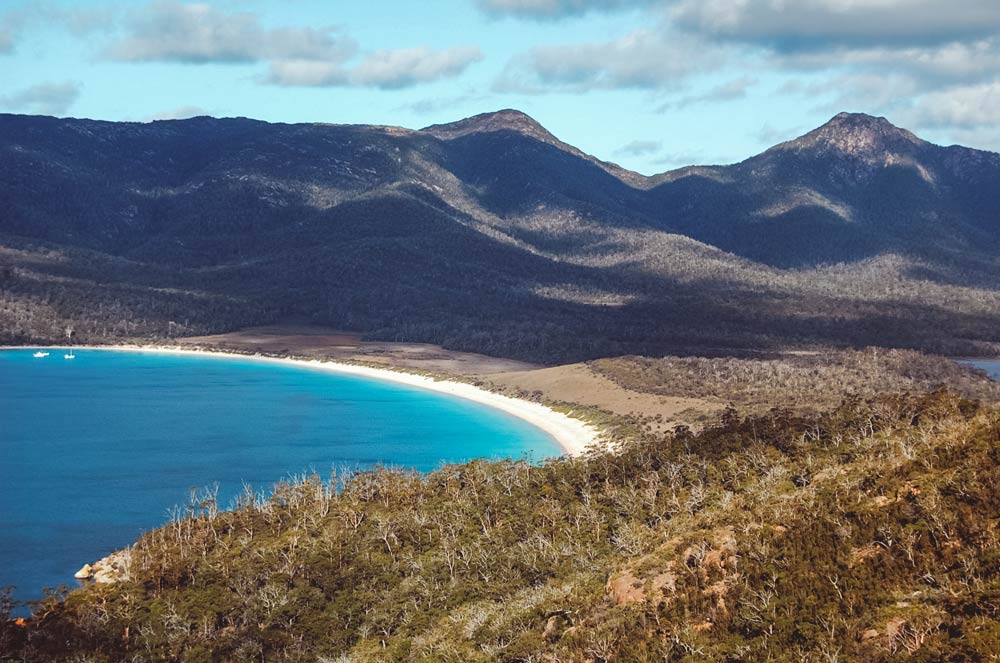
[[590, 348, 1000, 413], [651, 113, 1000, 268], [2, 111, 1000, 361], [6, 392, 1000, 662]]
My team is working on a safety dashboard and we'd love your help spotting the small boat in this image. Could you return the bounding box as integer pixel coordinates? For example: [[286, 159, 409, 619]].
[[33, 351, 50, 358], [64, 350, 75, 360]]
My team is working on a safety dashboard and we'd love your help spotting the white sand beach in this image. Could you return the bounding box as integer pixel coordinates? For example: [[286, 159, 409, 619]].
[[6, 345, 601, 456]]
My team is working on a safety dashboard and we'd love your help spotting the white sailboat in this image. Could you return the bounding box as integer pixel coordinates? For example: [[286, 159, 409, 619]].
[[64, 349, 75, 359]]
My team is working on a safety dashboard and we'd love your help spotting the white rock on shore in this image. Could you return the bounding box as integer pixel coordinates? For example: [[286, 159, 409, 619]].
[[75, 549, 131, 584]]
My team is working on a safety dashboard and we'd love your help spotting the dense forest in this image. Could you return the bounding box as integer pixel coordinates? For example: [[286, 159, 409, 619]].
[[2, 111, 1000, 362], [4, 391, 1000, 661]]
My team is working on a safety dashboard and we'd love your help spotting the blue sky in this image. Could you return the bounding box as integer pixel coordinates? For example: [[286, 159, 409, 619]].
[[2, 0, 999, 174]]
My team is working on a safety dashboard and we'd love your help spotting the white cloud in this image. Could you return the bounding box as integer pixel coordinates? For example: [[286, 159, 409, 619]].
[[477, 0, 653, 19], [47, 5, 114, 36], [352, 47, 484, 89], [144, 105, 208, 121], [496, 29, 726, 92], [902, 81, 1000, 129], [780, 72, 922, 115], [657, 76, 756, 111], [671, 0, 1000, 50], [780, 38, 1000, 86], [265, 60, 349, 87], [266, 46, 483, 89], [106, 1, 355, 64], [653, 149, 731, 168], [0, 81, 81, 116], [0, 2, 112, 54], [396, 91, 491, 115], [615, 139, 662, 156], [105, 2, 481, 90]]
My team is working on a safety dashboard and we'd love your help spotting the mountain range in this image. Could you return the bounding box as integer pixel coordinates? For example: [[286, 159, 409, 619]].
[[1, 109, 999, 361]]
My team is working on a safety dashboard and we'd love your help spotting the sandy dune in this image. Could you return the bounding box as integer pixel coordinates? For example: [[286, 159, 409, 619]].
[[487, 364, 722, 430]]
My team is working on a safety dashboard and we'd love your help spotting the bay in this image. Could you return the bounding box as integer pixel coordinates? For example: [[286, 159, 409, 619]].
[[967, 359, 1000, 381]]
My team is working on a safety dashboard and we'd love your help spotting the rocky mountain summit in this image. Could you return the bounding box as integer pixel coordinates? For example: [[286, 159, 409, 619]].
[[775, 112, 926, 160], [423, 108, 554, 142]]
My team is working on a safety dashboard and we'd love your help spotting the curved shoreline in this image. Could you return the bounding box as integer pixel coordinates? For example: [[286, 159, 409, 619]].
[[2, 345, 601, 457]]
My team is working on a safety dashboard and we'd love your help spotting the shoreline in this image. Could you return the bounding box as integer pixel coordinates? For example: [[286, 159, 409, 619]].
[[1, 344, 601, 457]]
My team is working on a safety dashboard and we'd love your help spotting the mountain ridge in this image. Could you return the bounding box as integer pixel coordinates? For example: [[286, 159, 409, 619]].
[[8, 108, 999, 181], [1, 109, 999, 361]]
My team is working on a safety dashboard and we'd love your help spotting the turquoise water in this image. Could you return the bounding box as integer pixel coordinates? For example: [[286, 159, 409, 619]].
[[968, 359, 1000, 381], [0, 349, 561, 606]]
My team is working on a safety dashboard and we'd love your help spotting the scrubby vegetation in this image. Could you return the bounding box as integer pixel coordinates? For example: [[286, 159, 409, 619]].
[[592, 349, 1000, 412], [5, 392, 1000, 662]]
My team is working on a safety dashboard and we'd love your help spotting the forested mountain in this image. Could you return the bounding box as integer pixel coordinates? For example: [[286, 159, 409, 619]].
[[2, 110, 999, 361]]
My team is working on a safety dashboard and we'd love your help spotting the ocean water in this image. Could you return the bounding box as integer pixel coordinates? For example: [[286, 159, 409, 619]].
[[968, 359, 1000, 381], [0, 349, 561, 606]]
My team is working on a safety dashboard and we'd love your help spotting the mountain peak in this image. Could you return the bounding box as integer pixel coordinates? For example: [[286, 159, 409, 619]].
[[824, 112, 912, 135], [776, 112, 925, 158], [421, 109, 554, 142]]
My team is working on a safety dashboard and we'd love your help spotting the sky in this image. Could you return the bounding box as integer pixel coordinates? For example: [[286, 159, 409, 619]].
[[1, 0, 999, 174]]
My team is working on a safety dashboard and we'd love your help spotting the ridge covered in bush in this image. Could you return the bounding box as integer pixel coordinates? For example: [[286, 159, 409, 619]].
[[4, 391, 1000, 662]]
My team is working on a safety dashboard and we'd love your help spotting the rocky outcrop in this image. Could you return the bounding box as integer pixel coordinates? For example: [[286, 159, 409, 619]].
[[74, 549, 130, 584]]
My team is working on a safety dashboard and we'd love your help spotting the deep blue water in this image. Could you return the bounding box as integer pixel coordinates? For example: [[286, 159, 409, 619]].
[[968, 359, 1000, 381], [0, 349, 560, 606]]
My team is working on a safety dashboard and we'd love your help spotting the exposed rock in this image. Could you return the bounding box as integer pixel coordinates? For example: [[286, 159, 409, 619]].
[[606, 570, 645, 606], [861, 628, 881, 641], [773, 112, 925, 163], [606, 565, 679, 607], [75, 549, 131, 584]]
